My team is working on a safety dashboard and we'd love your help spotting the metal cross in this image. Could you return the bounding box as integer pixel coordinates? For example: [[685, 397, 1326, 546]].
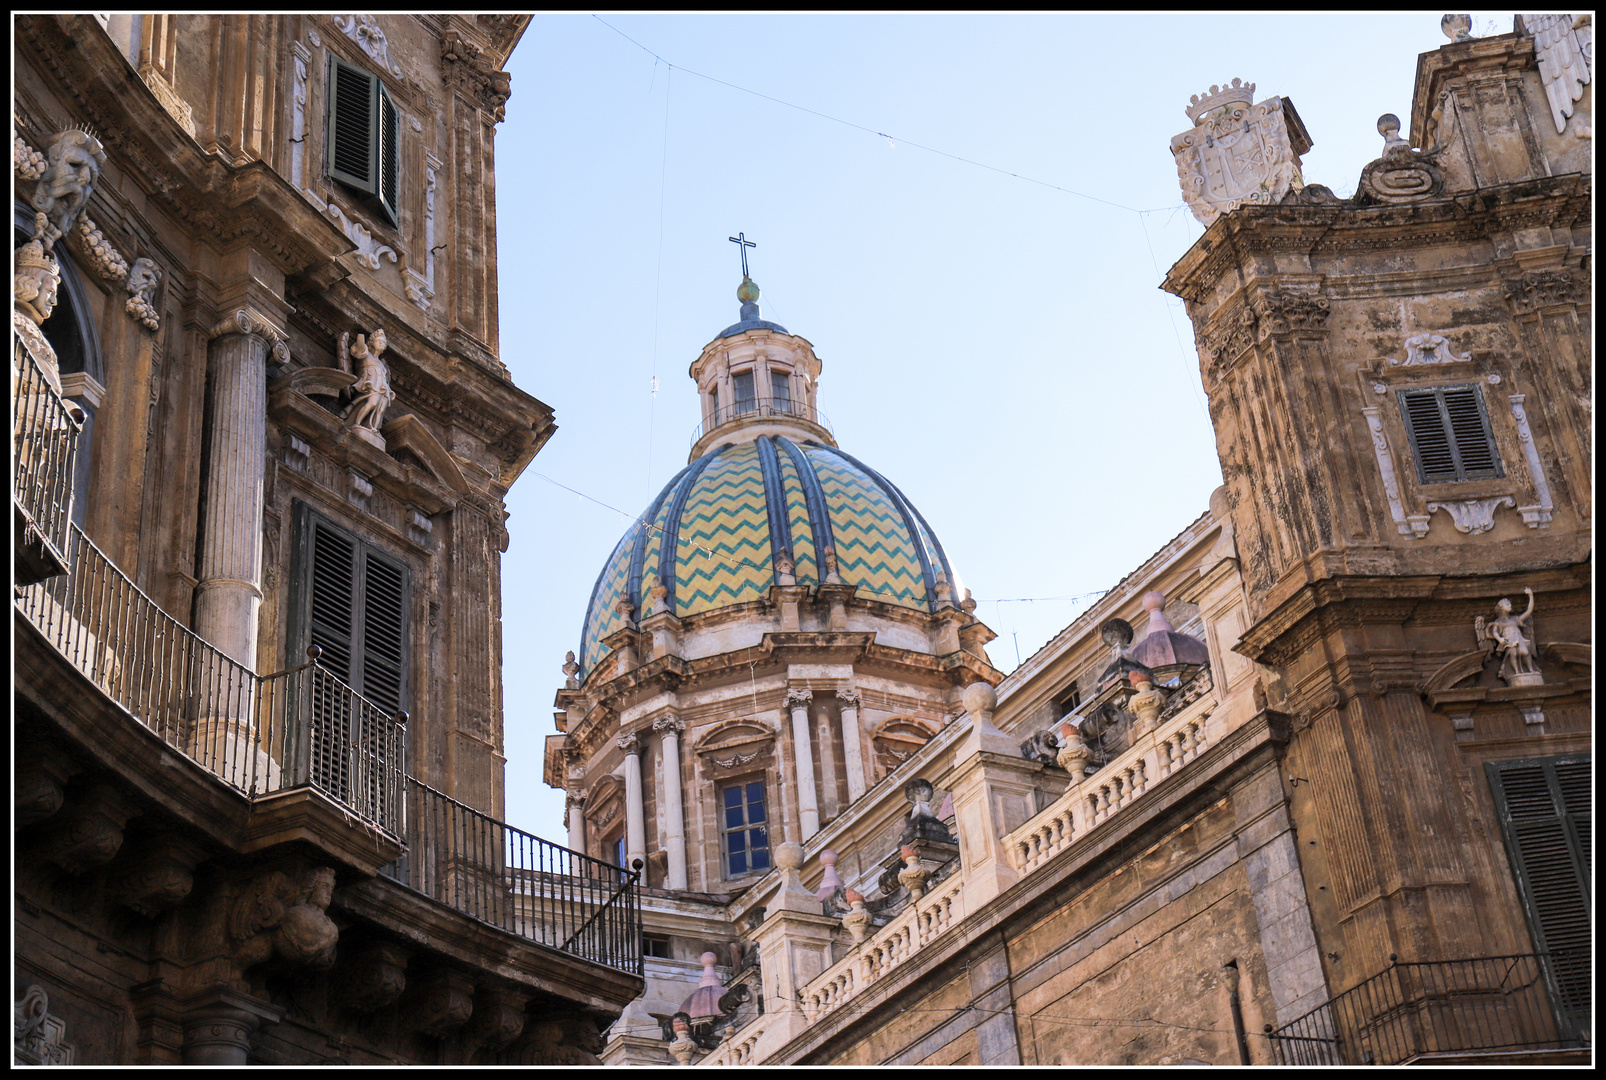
[[728, 232, 756, 278]]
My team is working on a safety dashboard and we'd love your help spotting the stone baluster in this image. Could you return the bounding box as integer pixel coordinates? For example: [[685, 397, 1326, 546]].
[[836, 688, 868, 804], [618, 733, 646, 872], [653, 715, 688, 890], [786, 689, 820, 839]]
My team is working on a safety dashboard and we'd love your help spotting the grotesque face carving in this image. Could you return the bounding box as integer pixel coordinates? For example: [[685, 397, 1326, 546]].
[[32, 130, 107, 245]]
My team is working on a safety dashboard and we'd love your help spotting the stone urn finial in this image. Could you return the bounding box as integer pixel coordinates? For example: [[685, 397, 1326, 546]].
[[1056, 721, 1091, 775], [1128, 669, 1166, 736], [817, 849, 844, 900], [897, 844, 929, 900], [842, 888, 872, 944]]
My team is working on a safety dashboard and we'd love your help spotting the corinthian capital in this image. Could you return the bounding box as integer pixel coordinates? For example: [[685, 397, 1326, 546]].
[[835, 688, 862, 709], [615, 732, 640, 754], [785, 688, 814, 710], [652, 715, 685, 735]]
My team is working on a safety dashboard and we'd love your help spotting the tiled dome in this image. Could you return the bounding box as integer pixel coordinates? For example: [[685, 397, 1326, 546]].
[[578, 438, 957, 678]]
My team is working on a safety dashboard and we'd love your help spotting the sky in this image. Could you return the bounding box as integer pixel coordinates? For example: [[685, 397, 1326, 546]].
[[492, 12, 1520, 841]]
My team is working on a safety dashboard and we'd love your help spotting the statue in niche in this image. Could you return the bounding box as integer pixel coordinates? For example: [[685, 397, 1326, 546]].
[[342, 328, 395, 432], [1477, 587, 1542, 686], [30, 129, 106, 250]]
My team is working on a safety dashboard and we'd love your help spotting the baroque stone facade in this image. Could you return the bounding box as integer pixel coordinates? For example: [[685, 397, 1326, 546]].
[[13, 15, 640, 1065]]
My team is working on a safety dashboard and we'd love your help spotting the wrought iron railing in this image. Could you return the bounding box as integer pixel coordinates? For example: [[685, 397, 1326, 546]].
[[15, 525, 406, 834], [381, 778, 643, 974], [13, 339, 83, 569], [1268, 952, 1589, 1065], [690, 398, 831, 446]]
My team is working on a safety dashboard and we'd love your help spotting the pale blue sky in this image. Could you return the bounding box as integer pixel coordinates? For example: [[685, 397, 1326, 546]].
[[493, 12, 1518, 841]]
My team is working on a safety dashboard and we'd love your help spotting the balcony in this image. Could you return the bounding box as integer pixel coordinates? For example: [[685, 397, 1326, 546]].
[[689, 398, 832, 451], [1268, 953, 1591, 1065], [13, 336, 642, 981]]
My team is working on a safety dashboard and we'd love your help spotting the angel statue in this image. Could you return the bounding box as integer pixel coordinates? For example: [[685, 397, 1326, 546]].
[[343, 327, 395, 432], [1476, 587, 1540, 685]]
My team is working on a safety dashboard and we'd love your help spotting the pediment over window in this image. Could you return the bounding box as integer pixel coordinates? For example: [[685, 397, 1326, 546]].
[[381, 413, 469, 494], [696, 720, 776, 776], [871, 718, 935, 780]]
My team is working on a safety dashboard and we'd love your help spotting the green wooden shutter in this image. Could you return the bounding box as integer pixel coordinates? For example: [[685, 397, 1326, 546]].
[[359, 551, 408, 717], [298, 507, 409, 716], [327, 55, 377, 194], [1399, 385, 1503, 483], [376, 80, 400, 225], [1486, 755, 1591, 1027], [308, 520, 357, 679]]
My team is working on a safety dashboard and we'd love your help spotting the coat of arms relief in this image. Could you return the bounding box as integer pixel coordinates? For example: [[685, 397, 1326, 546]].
[[1171, 78, 1310, 225]]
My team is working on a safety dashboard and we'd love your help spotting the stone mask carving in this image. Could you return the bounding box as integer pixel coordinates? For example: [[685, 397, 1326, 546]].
[[31, 129, 107, 250]]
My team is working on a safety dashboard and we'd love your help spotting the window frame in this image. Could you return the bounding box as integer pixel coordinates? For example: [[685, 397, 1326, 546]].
[[1397, 383, 1503, 485], [731, 369, 757, 416], [325, 52, 401, 227], [720, 778, 771, 879]]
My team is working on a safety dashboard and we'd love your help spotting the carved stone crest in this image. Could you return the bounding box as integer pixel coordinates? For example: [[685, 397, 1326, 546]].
[[1171, 79, 1308, 225], [1392, 332, 1470, 366], [1427, 495, 1514, 534]]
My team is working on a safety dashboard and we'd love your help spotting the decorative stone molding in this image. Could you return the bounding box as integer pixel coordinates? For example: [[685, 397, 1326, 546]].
[[1427, 495, 1515, 534], [290, 41, 311, 190], [1251, 287, 1331, 335], [407, 508, 433, 546], [402, 968, 477, 1040], [1522, 13, 1594, 135], [441, 30, 512, 121], [339, 941, 412, 1013], [404, 154, 441, 311], [45, 783, 135, 874], [616, 732, 640, 754], [1357, 114, 1444, 204], [784, 688, 814, 710], [348, 473, 373, 512], [14, 134, 47, 180], [835, 687, 862, 709], [230, 866, 339, 970], [1502, 268, 1587, 312], [125, 257, 161, 331], [14, 985, 74, 1065], [1171, 79, 1307, 225], [73, 215, 129, 282], [464, 988, 530, 1056], [1507, 395, 1555, 527], [1391, 332, 1470, 366], [285, 433, 311, 472], [652, 715, 686, 734], [1199, 303, 1259, 375], [208, 308, 291, 362], [1476, 587, 1543, 686], [333, 14, 403, 77], [314, 196, 398, 270]]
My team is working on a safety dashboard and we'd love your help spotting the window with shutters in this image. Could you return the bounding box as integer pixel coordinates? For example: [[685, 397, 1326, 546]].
[[291, 503, 411, 719], [326, 54, 400, 226], [1398, 384, 1503, 484], [1486, 755, 1591, 1033]]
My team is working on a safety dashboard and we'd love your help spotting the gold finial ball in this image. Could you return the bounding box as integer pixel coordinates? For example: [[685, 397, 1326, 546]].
[[737, 276, 760, 303]]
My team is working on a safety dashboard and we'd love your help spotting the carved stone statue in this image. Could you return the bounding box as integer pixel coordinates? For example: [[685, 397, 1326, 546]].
[[343, 327, 395, 437], [1477, 587, 1542, 686], [30, 129, 107, 250], [124, 257, 161, 331], [13, 230, 61, 327]]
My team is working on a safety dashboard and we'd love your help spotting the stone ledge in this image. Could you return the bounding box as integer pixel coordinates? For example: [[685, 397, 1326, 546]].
[[242, 788, 403, 874]]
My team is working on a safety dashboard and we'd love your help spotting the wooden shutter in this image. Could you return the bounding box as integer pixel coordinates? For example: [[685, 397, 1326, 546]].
[[299, 509, 410, 716], [1399, 385, 1503, 483], [327, 55, 377, 194], [376, 80, 400, 225], [1486, 756, 1591, 1023]]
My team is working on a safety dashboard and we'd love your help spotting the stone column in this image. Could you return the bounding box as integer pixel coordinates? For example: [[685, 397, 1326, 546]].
[[179, 988, 281, 1065], [836, 688, 868, 804], [786, 688, 820, 840], [565, 787, 589, 854], [193, 309, 282, 668], [653, 716, 688, 890], [618, 733, 647, 871]]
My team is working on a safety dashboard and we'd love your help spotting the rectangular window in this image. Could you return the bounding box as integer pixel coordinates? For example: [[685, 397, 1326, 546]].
[[326, 54, 400, 226], [722, 781, 770, 877], [732, 371, 756, 416], [1398, 385, 1503, 484], [293, 504, 411, 718], [1486, 755, 1590, 1032], [771, 369, 792, 411], [642, 932, 672, 959], [612, 833, 628, 870]]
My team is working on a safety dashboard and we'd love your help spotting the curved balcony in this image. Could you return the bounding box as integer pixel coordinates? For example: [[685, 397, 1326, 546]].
[[689, 398, 833, 452]]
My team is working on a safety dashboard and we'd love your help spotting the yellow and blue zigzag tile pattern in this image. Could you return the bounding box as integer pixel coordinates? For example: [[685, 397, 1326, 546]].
[[806, 446, 929, 610], [774, 443, 818, 585], [675, 444, 773, 617], [580, 529, 636, 674]]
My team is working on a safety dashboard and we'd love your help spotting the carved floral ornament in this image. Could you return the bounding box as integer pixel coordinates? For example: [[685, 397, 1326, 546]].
[[1503, 268, 1587, 312], [333, 14, 403, 77], [441, 30, 512, 121]]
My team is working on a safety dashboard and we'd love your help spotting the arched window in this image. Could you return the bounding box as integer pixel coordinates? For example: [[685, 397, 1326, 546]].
[[15, 205, 103, 528]]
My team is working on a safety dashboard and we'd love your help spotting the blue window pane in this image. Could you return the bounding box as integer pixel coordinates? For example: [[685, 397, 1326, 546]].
[[726, 806, 745, 829], [751, 847, 770, 871], [729, 832, 746, 853], [730, 852, 747, 875], [746, 782, 764, 805], [725, 786, 742, 808], [750, 826, 768, 851], [748, 799, 766, 824]]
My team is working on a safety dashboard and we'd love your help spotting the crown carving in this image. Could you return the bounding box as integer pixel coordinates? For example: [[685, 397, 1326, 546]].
[[1186, 78, 1256, 124]]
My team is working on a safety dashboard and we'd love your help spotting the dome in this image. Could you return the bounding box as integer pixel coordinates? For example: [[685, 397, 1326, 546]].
[[578, 437, 958, 678]]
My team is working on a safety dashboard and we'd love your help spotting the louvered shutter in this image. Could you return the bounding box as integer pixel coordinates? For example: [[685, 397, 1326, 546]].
[[327, 55, 377, 194], [1486, 756, 1591, 1030], [299, 509, 409, 716], [376, 82, 400, 225], [359, 552, 407, 717], [1399, 386, 1503, 483], [309, 521, 357, 679]]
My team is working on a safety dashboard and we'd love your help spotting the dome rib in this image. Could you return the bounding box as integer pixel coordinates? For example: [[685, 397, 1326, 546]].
[[828, 446, 941, 611], [773, 436, 837, 569], [753, 436, 794, 569], [627, 459, 694, 610], [658, 446, 725, 616]]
